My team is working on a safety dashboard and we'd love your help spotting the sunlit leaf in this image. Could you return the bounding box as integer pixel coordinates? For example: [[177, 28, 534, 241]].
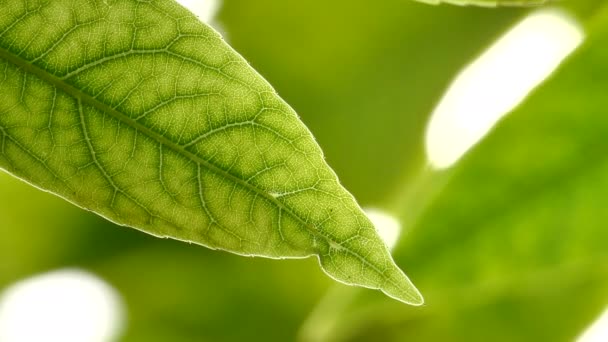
[[0, 0, 421, 304], [332, 3, 608, 341]]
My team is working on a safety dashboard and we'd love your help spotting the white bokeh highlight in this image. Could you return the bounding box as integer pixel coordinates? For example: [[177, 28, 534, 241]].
[[578, 308, 608, 342], [365, 208, 402, 251], [425, 9, 584, 170], [176, 0, 221, 24], [0, 269, 125, 342]]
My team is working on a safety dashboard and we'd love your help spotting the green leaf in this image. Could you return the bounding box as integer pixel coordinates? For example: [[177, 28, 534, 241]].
[[0, 0, 421, 305], [327, 4, 608, 340], [414, 0, 551, 7]]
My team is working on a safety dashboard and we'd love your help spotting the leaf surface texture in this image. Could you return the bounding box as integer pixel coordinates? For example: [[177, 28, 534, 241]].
[[0, 0, 422, 305]]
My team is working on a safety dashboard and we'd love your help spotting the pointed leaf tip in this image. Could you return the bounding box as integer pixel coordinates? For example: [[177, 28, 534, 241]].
[[0, 0, 422, 304], [316, 213, 423, 305]]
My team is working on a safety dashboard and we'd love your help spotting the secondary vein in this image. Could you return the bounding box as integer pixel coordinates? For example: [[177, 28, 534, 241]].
[[0, 45, 387, 278]]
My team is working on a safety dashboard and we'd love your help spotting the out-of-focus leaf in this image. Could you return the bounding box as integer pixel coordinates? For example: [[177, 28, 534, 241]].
[[0, 171, 333, 342], [334, 4, 608, 341], [0, 172, 94, 284], [415, 0, 551, 7], [221, 0, 524, 207], [91, 244, 331, 342], [0, 0, 421, 303]]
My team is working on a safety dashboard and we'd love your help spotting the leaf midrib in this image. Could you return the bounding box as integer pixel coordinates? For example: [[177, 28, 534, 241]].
[[0, 46, 311, 233], [0, 46, 388, 278]]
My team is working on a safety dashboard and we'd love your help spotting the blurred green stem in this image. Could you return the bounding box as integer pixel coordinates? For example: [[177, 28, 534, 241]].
[[390, 163, 452, 236], [297, 285, 359, 342]]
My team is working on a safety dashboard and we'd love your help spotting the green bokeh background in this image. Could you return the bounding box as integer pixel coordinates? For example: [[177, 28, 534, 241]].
[[2, 0, 608, 341]]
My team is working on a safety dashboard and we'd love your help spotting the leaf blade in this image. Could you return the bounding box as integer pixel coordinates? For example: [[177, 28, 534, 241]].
[[0, 0, 422, 304]]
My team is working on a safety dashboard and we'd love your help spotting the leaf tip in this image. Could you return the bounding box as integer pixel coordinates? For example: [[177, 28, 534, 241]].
[[373, 261, 424, 306], [383, 274, 425, 306], [317, 250, 424, 306]]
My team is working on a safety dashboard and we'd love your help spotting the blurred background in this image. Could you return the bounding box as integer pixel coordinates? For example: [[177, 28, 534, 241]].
[[2, 0, 608, 341]]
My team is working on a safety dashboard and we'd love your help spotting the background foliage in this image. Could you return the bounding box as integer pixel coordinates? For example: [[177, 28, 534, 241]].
[[2, 0, 607, 341]]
